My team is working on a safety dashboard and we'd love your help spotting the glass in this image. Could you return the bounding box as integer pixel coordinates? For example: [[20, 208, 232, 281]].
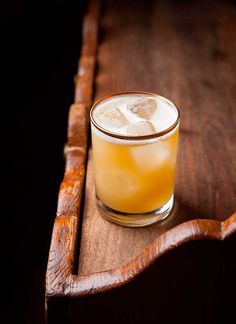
[[90, 91, 180, 227]]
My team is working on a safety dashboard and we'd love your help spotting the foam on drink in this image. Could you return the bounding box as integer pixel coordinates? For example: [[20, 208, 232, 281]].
[[92, 94, 178, 138]]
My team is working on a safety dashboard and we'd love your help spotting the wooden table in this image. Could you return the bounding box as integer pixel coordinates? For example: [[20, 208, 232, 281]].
[[46, 0, 236, 323]]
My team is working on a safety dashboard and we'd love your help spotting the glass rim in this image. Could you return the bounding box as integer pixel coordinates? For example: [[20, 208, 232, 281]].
[[90, 91, 180, 140]]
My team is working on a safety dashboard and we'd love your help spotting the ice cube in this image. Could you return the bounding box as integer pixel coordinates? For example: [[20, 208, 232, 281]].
[[97, 169, 142, 201], [127, 97, 157, 119], [107, 171, 141, 194], [95, 105, 128, 129], [123, 121, 156, 136], [132, 141, 170, 170]]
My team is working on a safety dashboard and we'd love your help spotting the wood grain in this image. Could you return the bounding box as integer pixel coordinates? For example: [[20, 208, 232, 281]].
[[46, 216, 78, 297], [74, 0, 99, 105], [78, 0, 236, 275]]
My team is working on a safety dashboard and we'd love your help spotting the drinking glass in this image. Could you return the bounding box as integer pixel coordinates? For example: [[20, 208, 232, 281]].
[[90, 91, 180, 227]]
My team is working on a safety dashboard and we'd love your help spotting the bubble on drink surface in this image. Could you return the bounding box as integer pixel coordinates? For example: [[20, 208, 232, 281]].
[[123, 121, 156, 136], [127, 97, 157, 120], [94, 105, 128, 129]]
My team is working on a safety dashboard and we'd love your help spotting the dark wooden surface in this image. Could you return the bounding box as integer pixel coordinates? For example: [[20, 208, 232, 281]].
[[46, 1, 236, 322], [78, 0, 236, 276]]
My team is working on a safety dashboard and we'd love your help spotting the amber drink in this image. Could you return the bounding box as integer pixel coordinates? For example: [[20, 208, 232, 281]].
[[90, 92, 180, 227]]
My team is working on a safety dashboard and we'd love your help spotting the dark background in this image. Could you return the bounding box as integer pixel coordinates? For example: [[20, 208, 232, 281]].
[[2, 0, 87, 323]]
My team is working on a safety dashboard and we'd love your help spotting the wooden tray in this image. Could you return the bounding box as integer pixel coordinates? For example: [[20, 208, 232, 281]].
[[46, 0, 236, 309]]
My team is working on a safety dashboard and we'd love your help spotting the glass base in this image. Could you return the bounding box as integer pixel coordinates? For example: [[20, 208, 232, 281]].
[[96, 194, 174, 227]]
